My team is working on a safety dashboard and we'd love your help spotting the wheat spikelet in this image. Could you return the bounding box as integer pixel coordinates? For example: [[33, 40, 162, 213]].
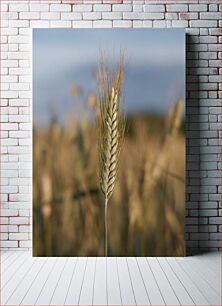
[[97, 56, 125, 256], [98, 60, 125, 202]]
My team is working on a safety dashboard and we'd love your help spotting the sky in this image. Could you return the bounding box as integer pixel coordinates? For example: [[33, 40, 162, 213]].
[[33, 28, 185, 127]]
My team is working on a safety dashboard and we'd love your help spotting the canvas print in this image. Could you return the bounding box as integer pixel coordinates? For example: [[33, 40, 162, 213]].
[[33, 29, 185, 256]]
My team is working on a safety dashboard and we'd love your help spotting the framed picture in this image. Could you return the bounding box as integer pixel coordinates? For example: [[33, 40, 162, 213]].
[[33, 29, 185, 256]]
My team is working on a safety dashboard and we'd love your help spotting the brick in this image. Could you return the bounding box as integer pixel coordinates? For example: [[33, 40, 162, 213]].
[[61, 12, 82, 20], [191, 233, 209, 240], [50, 4, 71, 12], [102, 12, 122, 20], [209, 4, 218, 12], [9, 115, 29, 123], [2, 28, 18, 36], [8, 44, 18, 52], [19, 226, 30, 233], [30, 20, 50, 28], [94, 4, 111, 12], [72, 20, 93, 28], [190, 20, 217, 28], [209, 217, 221, 225], [41, 12, 60, 20], [199, 28, 209, 36], [50, 21, 71, 28], [9, 4, 28, 11], [133, 20, 143, 28], [19, 240, 31, 248], [172, 20, 188, 27], [166, 5, 188, 12], [199, 209, 218, 217], [113, 20, 132, 28], [210, 233, 221, 240], [209, 28, 221, 36], [30, 4, 49, 12], [1, 138, 18, 146], [93, 20, 112, 28], [142, 21, 153, 28], [123, 12, 164, 19], [9, 99, 29, 107], [200, 12, 221, 20], [1, 233, 9, 240], [9, 233, 29, 240], [199, 36, 217, 44], [2, 60, 18, 68], [112, 4, 132, 12], [1, 4, 8, 12], [2, 12, 18, 21], [199, 225, 217, 233], [2, 170, 18, 178], [19, 12, 40, 20], [2, 123, 18, 131], [9, 20, 29, 28], [153, 20, 172, 28], [143, 5, 165, 12], [165, 13, 178, 20], [179, 13, 198, 20], [83, 12, 102, 20], [0, 225, 18, 233], [73, 4, 92, 12], [9, 68, 30, 75], [133, 5, 143, 12], [189, 4, 207, 12], [209, 60, 221, 68], [19, 209, 29, 217], [200, 202, 218, 209], [1, 208, 18, 216], [0, 241, 18, 248]]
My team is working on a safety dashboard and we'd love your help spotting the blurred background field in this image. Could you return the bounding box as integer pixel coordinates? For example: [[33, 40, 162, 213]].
[[33, 29, 185, 256]]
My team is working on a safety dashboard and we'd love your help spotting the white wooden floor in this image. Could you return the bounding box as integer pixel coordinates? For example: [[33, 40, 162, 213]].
[[1, 251, 220, 306]]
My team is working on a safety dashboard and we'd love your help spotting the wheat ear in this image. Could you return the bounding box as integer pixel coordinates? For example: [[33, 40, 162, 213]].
[[98, 59, 125, 256]]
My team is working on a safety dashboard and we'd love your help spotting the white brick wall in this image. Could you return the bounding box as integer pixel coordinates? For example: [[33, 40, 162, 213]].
[[1, 0, 221, 254]]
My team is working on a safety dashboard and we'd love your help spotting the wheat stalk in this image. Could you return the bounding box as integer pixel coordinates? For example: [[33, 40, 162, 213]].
[[97, 57, 125, 256]]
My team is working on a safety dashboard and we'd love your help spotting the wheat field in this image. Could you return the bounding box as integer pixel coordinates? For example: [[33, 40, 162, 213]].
[[33, 92, 185, 256]]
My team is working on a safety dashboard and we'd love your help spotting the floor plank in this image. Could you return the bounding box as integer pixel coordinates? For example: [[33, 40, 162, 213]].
[[157, 258, 195, 305], [196, 253, 220, 274], [176, 257, 220, 305], [50, 257, 77, 305], [117, 257, 136, 305], [0, 251, 14, 263], [21, 257, 56, 305], [35, 258, 66, 305], [127, 257, 150, 305], [1, 252, 30, 289], [64, 257, 87, 305], [147, 258, 179, 305], [167, 257, 210, 305], [137, 257, 165, 305], [6, 257, 46, 305], [78, 257, 96, 305], [2, 251, 22, 273], [107, 257, 121, 306], [93, 257, 107, 305], [1, 256, 35, 305], [186, 256, 220, 294]]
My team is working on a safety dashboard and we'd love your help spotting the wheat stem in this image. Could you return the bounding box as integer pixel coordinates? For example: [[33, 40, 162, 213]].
[[105, 198, 108, 256]]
